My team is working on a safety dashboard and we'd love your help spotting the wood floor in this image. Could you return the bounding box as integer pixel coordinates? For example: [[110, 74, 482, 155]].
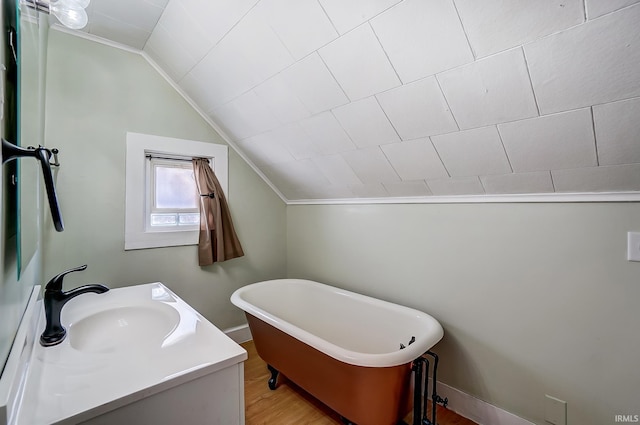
[[241, 341, 477, 425]]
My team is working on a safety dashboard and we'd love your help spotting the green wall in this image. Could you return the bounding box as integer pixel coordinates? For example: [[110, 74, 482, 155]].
[[287, 202, 640, 425], [42, 30, 287, 330]]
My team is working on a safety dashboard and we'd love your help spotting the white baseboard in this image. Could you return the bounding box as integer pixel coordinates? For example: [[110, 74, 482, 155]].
[[431, 379, 535, 425], [223, 324, 252, 344]]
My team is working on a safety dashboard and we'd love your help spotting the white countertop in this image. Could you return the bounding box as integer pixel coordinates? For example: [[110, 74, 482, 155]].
[[15, 282, 246, 425]]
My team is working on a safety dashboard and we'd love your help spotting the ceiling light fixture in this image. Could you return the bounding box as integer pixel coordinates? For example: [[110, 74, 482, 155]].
[[23, 0, 90, 30]]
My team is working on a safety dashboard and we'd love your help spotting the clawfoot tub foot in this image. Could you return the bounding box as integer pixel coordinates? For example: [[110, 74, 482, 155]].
[[267, 364, 279, 390]]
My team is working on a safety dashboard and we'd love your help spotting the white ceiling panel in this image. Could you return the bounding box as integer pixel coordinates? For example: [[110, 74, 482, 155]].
[[431, 126, 512, 177], [525, 4, 640, 115], [593, 97, 640, 165], [319, 24, 401, 101], [332, 97, 400, 148], [89, 13, 151, 50], [280, 53, 348, 115], [299, 112, 356, 155], [257, 0, 337, 60], [585, 0, 640, 19], [371, 0, 473, 83], [438, 48, 538, 130], [221, 8, 295, 89], [176, 0, 258, 48], [302, 184, 354, 200], [427, 177, 485, 196], [383, 181, 432, 197], [349, 183, 389, 198], [342, 147, 401, 184], [376, 77, 458, 140], [455, 0, 584, 58], [145, 0, 170, 8], [148, 1, 214, 65], [210, 91, 280, 141], [312, 154, 363, 186], [552, 164, 640, 192], [252, 74, 311, 125], [481, 171, 554, 194], [268, 123, 319, 160], [499, 108, 597, 172], [237, 134, 295, 167], [69, 1, 640, 200], [144, 23, 195, 81], [269, 160, 331, 188], [380, 138, 449, 181], [92, 0, 165, 33], [317, 0, 401, 34], [182, 40, 256, 110]]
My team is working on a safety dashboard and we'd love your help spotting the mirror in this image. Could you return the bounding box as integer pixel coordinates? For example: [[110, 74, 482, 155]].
[[0, 0, 47, 375], [18, 4, 42, 277]]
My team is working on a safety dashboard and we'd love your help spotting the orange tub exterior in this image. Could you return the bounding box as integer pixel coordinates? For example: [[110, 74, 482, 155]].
[[246, 313, 412, 425]]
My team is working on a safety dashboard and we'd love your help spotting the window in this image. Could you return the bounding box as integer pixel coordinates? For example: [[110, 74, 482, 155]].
[[125, 132, 228, 250], [146, 156, 200, 231]]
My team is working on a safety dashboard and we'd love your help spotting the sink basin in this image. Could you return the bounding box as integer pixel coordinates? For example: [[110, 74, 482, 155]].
[[69, 304, 180, 353]]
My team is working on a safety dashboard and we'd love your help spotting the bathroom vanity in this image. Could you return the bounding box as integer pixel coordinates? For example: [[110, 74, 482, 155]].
[[0, 283, 247, 425]]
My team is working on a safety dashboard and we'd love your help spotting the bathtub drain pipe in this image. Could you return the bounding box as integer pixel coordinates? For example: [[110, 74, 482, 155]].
[[411, 351, 448, 425]]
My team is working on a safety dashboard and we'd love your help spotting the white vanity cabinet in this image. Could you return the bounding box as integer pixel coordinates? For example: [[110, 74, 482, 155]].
[[79, 363, 245, 425]]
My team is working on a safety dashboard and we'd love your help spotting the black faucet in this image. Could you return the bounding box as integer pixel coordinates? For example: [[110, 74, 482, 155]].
[[40, 265, 109, 347]]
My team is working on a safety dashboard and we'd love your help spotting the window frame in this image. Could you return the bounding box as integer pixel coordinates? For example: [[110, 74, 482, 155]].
[[125, 132, 228, 250]]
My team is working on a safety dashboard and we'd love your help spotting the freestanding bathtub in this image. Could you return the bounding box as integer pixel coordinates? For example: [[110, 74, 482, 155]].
[[231, 279, 444, 425]]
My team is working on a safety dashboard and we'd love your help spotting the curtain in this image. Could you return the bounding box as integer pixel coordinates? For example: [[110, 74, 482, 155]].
[[192, 158, 244, 266]]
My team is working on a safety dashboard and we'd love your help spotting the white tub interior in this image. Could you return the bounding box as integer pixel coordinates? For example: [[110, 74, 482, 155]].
[[232, 279, 443, 367]]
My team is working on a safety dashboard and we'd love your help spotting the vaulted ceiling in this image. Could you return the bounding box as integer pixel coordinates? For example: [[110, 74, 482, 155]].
[[75, 0, 640, 201]]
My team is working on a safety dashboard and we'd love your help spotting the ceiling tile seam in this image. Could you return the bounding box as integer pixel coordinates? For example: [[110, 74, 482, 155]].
[[421, 177, 448, 195], [148, 19, 199, 78], [373, 95, 402, 142], [367, 21, 404, 84], [588, 93, 640, 109], [90, 11, 154, 37], [586, 1, 640, 21], [263, 18, 297, 63], [476, 175, 488, 194], [324, 0, 404, 36], [314, 0, 339, 36], [520, 47, 542, 117], [517, 4, 640, 57], [589, 106, 601, 167], [327, 109, 358, 148], [494, 125, 514, 174], [316, 50, 351, 102], [427, 136, 452, 179], [434, 74, 461, 132], [416, 102, 609, 143], [175, 0, 263, 84], [450, 0, 477, 60], [469, 18, 587, 62], [378, 143, 408, 184]]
